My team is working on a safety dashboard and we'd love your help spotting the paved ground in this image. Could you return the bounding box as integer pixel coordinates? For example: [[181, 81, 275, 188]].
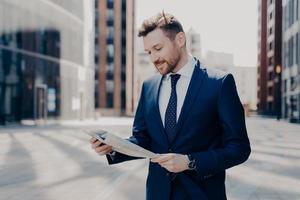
[[0, 116, 299, 200]]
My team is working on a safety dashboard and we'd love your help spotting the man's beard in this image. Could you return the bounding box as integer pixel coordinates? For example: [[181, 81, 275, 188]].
[[154, 59, 178, 75]]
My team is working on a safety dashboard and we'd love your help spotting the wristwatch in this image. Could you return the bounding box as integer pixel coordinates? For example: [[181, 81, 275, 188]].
[[187, 154, 196, 170]]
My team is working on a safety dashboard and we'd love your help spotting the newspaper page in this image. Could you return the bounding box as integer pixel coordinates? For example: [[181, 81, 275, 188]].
[[86, 129, 157, 158]]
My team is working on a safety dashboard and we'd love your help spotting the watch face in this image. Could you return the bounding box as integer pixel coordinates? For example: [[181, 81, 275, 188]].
[[188, 160, 196, 169]]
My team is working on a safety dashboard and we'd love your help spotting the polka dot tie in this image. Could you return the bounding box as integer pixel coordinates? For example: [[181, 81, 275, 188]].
[[164, 74, 181, 142]]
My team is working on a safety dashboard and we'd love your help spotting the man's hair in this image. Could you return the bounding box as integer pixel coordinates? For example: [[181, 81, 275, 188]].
[[138, 11, 184, 40]]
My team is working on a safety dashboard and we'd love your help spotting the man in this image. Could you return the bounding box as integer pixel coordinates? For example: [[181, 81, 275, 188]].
[[90, 12, 251, 200]]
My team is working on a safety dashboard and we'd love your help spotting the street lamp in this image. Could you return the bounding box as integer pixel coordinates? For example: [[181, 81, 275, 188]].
[[275, 65, 281, 74], [275, 65, 281, 120]]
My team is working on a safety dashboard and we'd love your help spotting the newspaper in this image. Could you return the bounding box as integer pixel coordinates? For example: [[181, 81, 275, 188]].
[[86, 129, 157, 159]]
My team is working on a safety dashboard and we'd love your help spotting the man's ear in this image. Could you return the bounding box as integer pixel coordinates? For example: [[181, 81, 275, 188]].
[[175, 32, 186, 48]]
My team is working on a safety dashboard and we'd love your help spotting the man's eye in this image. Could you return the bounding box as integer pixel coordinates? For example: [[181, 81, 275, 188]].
[[155, 47, 162, 51]]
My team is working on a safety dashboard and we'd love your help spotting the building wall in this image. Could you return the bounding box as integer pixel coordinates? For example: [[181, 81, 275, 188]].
[[282, 0, 300, 122], [257, 0, 268, 114], [95, 0, 134, 116], [0, 0, 95, 124], [186, 28, 202, 60], [133, 37, 156, 112], [204, 51, 257, 110], [204, 51, 234, 72], [232, 66, 258, 111], [257, 0, 282, 116]]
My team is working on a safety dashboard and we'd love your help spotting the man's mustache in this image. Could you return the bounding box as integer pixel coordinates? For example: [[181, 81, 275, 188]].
[[154, 60, 166, 66]]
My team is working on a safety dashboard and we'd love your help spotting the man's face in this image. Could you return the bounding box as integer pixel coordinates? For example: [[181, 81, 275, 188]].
[[143, 28, 181, 76]]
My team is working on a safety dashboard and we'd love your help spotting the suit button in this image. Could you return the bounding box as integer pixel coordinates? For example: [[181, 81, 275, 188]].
[[166, 172, 170, 176], [168, 148, 172, 152]]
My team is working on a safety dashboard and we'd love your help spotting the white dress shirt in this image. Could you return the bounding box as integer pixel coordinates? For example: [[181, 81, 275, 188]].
[[159, 55, 197, 127]]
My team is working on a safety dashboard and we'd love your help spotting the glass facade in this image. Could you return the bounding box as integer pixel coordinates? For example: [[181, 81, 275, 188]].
[[0, 0, 95, 124], [106, 0, 115, 108], [0, 30, 60, 124]]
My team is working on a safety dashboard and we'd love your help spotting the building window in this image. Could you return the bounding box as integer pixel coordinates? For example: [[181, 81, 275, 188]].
[[106, 80, 114, 93], [284, 41, 288, 67], [107, 0, 114, 9], [107, 63, 114, 75], [106, 92, 113, 108], [289, 0, 295, 26], [269, 57, 273, 66], [268, 102, 273, 110], [296, 33, 299, 64], [106, 26, 114, 39], [107, 44, 114, 58], [268, 86, 273, 95], [298, 33, 300, 69], [270, 12, 273, 20], [288, 36, 294, 67], [269, 27, 273, 35], [284, 79, 287, 92], [291, 76, 296, 91], [268, 71, 273, 80], [106, 9, 114, 24], [297, 0, 299, 20], [269, 42, 273, 51]]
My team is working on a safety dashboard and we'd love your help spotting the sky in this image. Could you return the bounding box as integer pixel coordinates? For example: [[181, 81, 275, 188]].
[[136, 0, 258, 67]]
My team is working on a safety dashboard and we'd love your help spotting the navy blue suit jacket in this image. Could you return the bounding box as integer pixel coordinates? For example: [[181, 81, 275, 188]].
[[107, 61, 251, 200]]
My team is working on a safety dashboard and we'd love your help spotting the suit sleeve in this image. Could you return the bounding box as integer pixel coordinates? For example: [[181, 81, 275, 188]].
[[191, 73, 251, 177], [107, 83, 151, 164]]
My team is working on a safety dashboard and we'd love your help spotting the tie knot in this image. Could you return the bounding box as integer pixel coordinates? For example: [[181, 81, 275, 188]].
[[170, 74, 181, 88]]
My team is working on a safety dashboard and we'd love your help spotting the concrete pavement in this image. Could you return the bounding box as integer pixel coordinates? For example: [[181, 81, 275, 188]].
[[0, 116, 299, 200]]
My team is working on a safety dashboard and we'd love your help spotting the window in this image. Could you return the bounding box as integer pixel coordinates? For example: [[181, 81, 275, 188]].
[[291, 76, 296, 90], [107, 44, 114, 58], [106, 26, 114, 39], [297, 0, 299, 20], [289, 0, 295, 26], [285, 5, 289, 30], [268, 86, 273, 95], [106, 9, 114, 22], [296, 33, 299, 64], [269, 42, 273, 51], [270, 12, 273, 20], [298, 32, 300, 66], [292, 0, 295, 24], [269, 27, 273, 35], [106, 63, 114, 75], [268, 102, 273, 110], [268, 72, 273, 80], [284, 79, 287, 92], [106, 80, 114, 93], [288, 37, 294, 67], [269, 57, 273, 66]]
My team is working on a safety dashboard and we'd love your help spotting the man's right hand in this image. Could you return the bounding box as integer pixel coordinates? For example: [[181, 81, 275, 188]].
[[90, 137, 113, 155]]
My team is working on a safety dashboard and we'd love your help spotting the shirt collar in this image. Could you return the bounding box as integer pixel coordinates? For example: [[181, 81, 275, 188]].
[[164, 55, 196, 81]]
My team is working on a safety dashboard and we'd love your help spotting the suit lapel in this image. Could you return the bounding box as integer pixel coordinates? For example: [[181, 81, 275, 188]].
[[170, 61, 206, 146], [151, 74, 170, 145]]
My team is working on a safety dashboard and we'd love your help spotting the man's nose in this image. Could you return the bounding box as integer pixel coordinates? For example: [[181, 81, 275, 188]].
[[150, 53, 159, 64]]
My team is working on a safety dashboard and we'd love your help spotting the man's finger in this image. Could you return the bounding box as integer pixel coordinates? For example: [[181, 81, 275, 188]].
[[90, 137, 98, 143], [95, 144, 112, 153], [100, 148, 113, 155], [159, 160, 172, 166], [97, 146, 113, 155], [92, 140, 102, 149], [151, 154, 173, 163]]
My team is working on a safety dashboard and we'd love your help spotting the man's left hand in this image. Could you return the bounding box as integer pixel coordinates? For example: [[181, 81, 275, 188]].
[[151, 153, 189, 173]]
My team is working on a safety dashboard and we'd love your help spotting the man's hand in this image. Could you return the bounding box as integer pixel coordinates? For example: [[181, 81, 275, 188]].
[[90, 137, 113, 155], [151, 153, 189, 173]]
